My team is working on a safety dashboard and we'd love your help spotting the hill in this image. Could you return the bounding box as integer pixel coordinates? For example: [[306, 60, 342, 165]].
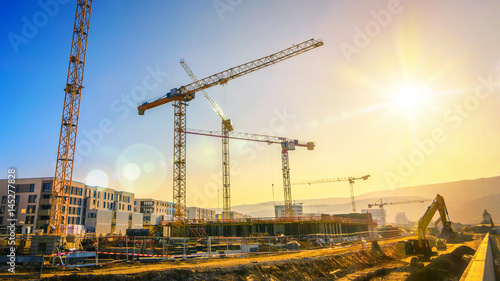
[[228, 176, 500, 225]]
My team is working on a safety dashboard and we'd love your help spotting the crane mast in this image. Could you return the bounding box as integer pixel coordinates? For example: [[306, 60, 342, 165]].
[[293, 175, 370, 213], [138, 39, 323, 232], [48, 0, 92, 235], [180, 59, 233, 221], [184, 128, 315, 218]]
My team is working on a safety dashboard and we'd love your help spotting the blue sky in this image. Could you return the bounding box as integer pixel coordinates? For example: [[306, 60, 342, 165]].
[[2, 1, 500, 209]]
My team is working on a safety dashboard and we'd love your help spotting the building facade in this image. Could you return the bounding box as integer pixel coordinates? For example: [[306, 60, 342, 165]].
[[0, 178, 143, 236], [0, 177, 87, 234], [134, 198, 174, 226]]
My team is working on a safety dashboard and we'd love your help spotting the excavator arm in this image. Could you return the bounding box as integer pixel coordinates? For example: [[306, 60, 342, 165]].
[[417, 194, 454, 240]]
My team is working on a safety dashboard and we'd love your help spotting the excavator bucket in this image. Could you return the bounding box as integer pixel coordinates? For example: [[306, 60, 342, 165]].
[[438, 227, 456, 240]]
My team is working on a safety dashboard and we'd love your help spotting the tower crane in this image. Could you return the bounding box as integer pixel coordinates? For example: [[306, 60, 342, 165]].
[[368, 198, 430, 225], [293, 175, 370, 213], [180, 59, 233, 221], [184, 128, 315, 218], [48, 0, 93, 235], [137, 39, 323, 233]]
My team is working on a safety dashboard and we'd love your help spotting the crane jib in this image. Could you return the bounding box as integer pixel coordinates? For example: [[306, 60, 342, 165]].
[[137, 38, 323, 114]]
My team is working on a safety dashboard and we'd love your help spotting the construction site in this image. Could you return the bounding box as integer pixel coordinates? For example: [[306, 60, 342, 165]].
[[2, 0, 500, 280]]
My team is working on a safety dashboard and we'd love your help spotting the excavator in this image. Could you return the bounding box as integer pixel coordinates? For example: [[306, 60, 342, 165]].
[[396, 194, 456, 262]]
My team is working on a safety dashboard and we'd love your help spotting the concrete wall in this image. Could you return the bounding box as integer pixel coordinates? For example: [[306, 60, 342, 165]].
[[150, 214, 163, 226], [91, 210, 112, 235], [130, 212, 143, 229], [114, 211, 129, 235]]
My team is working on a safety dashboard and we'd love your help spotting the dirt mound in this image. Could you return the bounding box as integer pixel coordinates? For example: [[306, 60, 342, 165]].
[[43, 248, 398, 281], [406, 246, 475, 281]]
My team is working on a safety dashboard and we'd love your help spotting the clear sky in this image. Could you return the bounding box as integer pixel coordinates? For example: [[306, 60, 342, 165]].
[[2, 0, 500, 209]]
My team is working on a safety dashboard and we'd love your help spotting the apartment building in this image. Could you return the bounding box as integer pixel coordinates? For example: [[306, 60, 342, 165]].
[[0, 177, 142, 235], [84, 186, 139, 235], [0, 177, 86, 234], [134, 198, 174, 226]]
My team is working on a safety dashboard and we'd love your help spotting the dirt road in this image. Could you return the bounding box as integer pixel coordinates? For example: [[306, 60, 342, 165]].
[[41, 237, 406, 280]]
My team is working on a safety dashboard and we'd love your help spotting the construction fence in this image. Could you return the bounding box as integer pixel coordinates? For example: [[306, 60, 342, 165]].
[[0, 227, 404, 272]]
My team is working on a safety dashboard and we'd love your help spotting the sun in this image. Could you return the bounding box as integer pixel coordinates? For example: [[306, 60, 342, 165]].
[[392, 83, 430, 111]]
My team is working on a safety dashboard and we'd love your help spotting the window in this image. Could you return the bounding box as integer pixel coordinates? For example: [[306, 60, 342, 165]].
[[111, 194, 113, 201], [96, 201, 99, 208], [25, 216, 35, 224], [16, 185, 20, 192], [29, 184, 35, 192], [1, 196, 5, 204], [43, 183, 51, 192], [93, 190, 96, 198], [0, 206, 4, 214], [76, 217, 80, 225], [78, 198, 82, 206], [97, 191, 100, 199], [39, 216, 49, 221], [15, 196, 19, 204], [78, 188, 82, 196], [42, 194, 51, 199], [0, 217, 3, 224], [27, 205, 36, 214], [41, 205, 51, 210], [77, 208, 81, 215], [70, 186, 74, 195], [28, 195, 37, 203]]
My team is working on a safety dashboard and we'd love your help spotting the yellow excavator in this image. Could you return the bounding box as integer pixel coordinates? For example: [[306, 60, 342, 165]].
[[396, 194, 456, 262]]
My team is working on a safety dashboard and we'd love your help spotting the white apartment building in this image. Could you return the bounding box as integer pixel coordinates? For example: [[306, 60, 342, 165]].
[[134, 198, 174, 226]]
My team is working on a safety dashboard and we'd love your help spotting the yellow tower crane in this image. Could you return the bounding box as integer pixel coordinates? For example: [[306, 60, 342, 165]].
[[137, 39, 323, 234], [48, 0, 93, 235], [184, 128, 315, 218], [180, 59, 233, 221], [293, 175, 370, 213]]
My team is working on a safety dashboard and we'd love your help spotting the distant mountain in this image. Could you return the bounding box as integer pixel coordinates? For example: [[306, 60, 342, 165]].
[[227, 176, 500, 225]]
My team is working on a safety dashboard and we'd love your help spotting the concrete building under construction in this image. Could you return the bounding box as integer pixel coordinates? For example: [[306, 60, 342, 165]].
[[163, 213, 377, 238]]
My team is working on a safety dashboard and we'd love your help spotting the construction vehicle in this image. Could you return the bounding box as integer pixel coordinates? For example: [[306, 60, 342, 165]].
[[183, 128, 315, 218], [368, 198, 430, 225], [138, 39, 323, 233], [293, 175, 370, 213], [396, 194, 456, 262]]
